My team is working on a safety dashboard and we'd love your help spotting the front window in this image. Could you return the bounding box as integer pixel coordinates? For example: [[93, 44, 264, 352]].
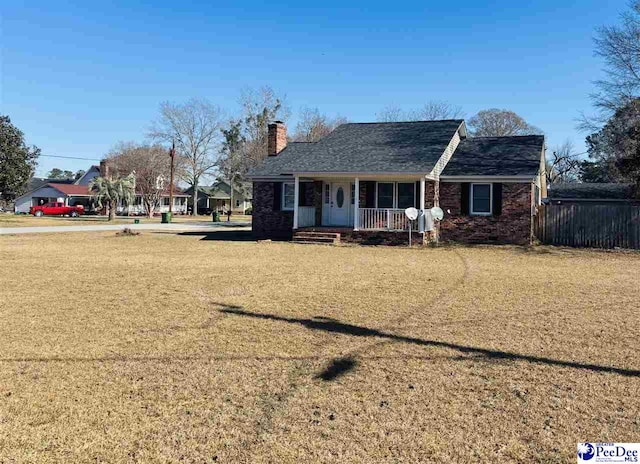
[[397, 183, 415, 209], [324, 183, 330, 204], [471, 183, 492, 215], [282, 183, 295, 210], [377, 183, 394, 208]]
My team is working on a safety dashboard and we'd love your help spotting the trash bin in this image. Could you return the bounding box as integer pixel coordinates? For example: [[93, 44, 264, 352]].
[[212, 211, 219, 222], [134, 219, 140, 224], [161, 212, 171, 223]]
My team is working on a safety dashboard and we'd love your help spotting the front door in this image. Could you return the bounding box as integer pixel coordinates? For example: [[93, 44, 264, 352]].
[[330, 182, 350, 226]]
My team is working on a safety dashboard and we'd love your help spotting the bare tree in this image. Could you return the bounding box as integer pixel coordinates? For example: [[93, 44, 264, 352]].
[[239, 86, 289, 166], [579, 2, 640, 131], [412, 101, 465, 120], [467, 109, 542, 137], [593, 2, 640, 114], [376, 101, 464, 122], [292, 107, 348, 142], [149, 98, 224, 215], [376, 104, 406, 122], [545, 140, 581, 185], [108, 142, 170, 218]]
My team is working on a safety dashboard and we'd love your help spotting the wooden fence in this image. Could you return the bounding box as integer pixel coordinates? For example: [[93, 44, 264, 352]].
[[534, 203, 640, 249]]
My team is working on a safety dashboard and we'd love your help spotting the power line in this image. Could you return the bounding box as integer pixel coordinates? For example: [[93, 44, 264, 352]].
[[39, 154, 102, 161]]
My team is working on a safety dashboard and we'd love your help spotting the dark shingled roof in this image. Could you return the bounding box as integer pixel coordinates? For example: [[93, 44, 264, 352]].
[[27, 177, 74, 191], [248, 120, 464, 176], [441, 135, 545, 176], [547, 183, 636, 200]]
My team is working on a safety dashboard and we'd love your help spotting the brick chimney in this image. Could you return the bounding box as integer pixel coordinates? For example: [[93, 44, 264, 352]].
[[99, 159, 110, 179], [268, 121, 287, 156]]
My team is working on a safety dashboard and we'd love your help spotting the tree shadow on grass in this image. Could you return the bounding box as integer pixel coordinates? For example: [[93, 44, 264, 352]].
[[219, 307, 640, 380], [315, 357, 358, 381]]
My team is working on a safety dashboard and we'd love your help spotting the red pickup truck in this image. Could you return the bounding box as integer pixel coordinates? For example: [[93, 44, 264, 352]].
[[30, 202, 84, 217]]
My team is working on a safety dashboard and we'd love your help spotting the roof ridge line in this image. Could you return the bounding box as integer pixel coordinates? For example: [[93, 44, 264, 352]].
[[343, 119, 465, 125], [470, 135, 544, 139]]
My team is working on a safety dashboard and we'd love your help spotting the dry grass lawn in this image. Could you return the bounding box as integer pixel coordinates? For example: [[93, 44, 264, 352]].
[[0, 214, 251, 228], [0, 231, 638, 463]]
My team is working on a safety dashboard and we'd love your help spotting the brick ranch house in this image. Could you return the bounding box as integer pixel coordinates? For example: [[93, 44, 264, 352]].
[[247, 119, 547, 245]]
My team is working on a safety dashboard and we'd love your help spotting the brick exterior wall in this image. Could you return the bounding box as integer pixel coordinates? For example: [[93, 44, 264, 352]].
[[344, 231, 415, 246], [253, 180, 533, 245], [252, 181, 293, 240], [438, 182, 533, 245], [425, 180, 436, 209]]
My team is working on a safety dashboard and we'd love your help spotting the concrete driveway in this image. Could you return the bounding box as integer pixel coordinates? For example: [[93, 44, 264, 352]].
[[0, 221, 251, 235]]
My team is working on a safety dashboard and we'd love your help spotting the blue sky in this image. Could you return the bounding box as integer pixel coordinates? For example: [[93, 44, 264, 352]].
[[1, 0, 627, 177]]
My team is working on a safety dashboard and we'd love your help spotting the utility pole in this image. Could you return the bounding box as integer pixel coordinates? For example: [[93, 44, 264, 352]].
[[169, 141, 175, 215]]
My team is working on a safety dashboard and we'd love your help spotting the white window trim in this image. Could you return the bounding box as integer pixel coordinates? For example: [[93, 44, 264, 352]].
[[470, 183, 493, 216], [282, 182, 295, 211]]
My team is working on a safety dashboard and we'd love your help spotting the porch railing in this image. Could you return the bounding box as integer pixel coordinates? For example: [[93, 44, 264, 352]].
[[359, 208, 434, 232], [298, 206, 316, 227], [116, 204, 188, 215]]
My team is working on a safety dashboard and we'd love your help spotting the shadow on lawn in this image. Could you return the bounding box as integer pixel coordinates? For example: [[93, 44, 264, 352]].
[[176, 230, 255, 241], [219, 307, 640, 380]]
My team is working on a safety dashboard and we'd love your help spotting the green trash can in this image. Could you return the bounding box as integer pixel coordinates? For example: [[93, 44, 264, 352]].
[[161, 212, 171, 223], [212, 211, 219, 222]]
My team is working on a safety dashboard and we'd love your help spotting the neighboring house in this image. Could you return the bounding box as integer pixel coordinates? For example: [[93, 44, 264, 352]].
[[184, 181, 253, 214], [15, 162, 189, 215], [14, 165, 101, 213], [209, 180, 252, 213], [182, 186, 211, 214], [15, 182, 94, 213], [74, 165, 101, 186], [115, 187, 190, 215], [546, 183, 638, 204], [247, 120, 546, 245]]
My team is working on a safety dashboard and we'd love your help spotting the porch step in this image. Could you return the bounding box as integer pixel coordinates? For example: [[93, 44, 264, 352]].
[[292, 231, 341, 245]]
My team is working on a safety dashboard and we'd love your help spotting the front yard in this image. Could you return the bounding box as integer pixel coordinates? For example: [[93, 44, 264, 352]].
[[0, 213, 251, 228], [0, 231, 638, 462]]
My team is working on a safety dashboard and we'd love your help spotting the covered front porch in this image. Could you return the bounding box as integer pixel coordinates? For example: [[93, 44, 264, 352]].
[[290, 175, 434, 233]]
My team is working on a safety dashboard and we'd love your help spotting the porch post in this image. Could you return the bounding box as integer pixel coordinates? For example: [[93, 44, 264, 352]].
[[354, 177, 360, 231], [419, 177, 426, 233], [293, 175, 300, 229]]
